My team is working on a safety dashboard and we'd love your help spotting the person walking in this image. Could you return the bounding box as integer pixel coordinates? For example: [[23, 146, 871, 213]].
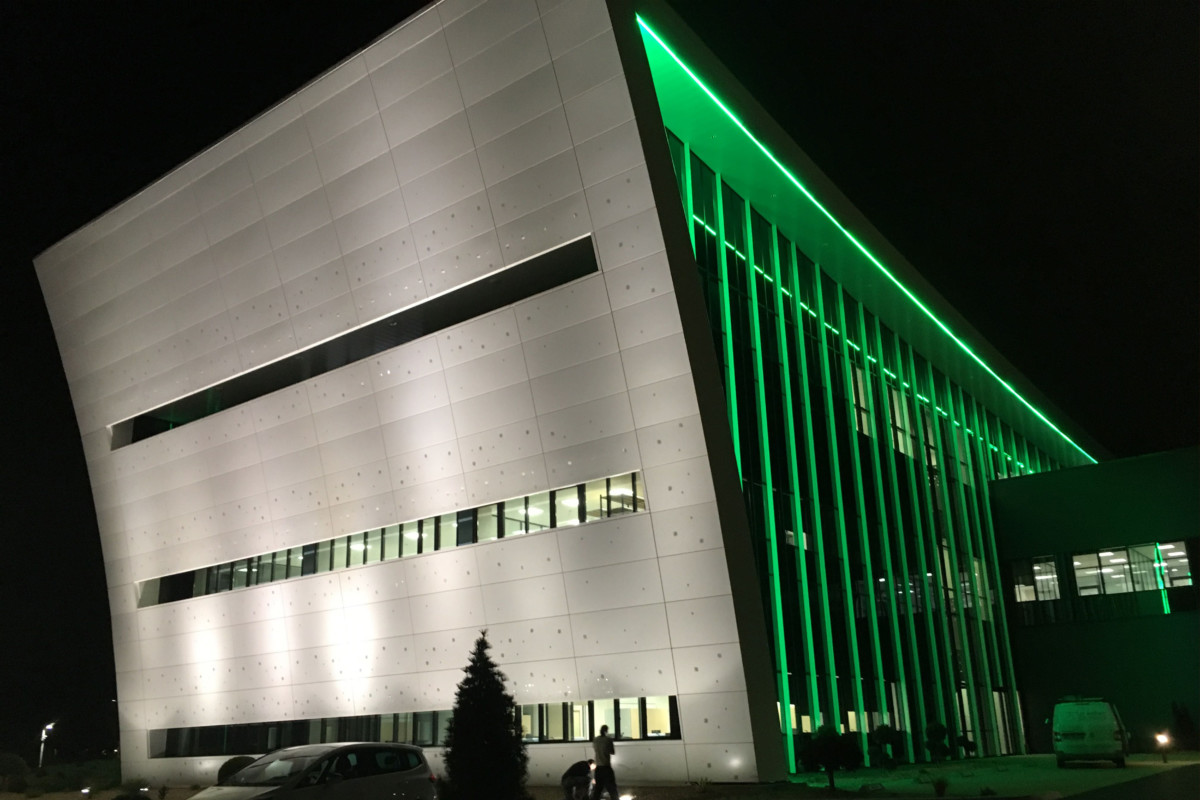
[[591, 724, 618, 800]]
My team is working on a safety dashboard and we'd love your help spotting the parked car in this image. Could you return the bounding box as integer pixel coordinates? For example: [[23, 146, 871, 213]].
[[193, 743, 437, 800], [1052, 698, 1128, 767]]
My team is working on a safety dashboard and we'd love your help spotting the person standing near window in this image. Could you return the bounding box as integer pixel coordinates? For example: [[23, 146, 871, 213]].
[[591, 725, 618, 800]]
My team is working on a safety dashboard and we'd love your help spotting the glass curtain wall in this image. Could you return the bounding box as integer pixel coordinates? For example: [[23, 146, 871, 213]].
[[666, 132, 1058, 767]]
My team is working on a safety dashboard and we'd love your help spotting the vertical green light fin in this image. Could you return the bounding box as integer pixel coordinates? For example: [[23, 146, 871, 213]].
[[855, 306, 914, 760], [714, 174, 742, 477], [743, 200, 795, 768], [835, 292, 887, 757], [771, 231, 823, 735], [944, 382, 1000, 755], [872, 318, 925, 762], [906, 346, 955, 734], [1154, 542, 1172, 615], [789, 251, 841, 730], [634, 15, 1096, 466], [682, 141, 697, 257], [973, 398, 1028, 753], [815, 271, 868, 747]]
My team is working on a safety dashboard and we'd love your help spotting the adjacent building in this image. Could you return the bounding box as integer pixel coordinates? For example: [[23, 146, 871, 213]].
[[33, 0, 1113, 784], [993, 447, 1198, 754]]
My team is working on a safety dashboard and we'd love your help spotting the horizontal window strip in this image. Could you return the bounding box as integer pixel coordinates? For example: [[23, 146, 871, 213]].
[[112, 235, 598, 449], [136, 471, 644, 608], [148, 695, 680, 758]]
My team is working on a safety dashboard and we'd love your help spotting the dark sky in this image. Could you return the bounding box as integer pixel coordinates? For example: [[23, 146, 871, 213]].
[[1, 1, 1195, 760]]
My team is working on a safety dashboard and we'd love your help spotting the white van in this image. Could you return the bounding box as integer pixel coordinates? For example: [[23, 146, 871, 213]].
[[1052, 698, 1128, 767]]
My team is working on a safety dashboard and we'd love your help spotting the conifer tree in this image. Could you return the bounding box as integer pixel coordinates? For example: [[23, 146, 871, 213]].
[[440, 630, 531, 800]]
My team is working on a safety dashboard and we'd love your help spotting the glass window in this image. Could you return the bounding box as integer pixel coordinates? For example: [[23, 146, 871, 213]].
[[527, 492, 551, 533], [413, 712, 435, 746], [230, 559, 249, 590], [608, 474, 638, 515], [1098, 548, 1132, 594], [438, 512, 458, 551], [645, 696, 672, 737], [1128, 543, 1159, 592], [593, 699, 616, 740], [382, 525, 400, 560], [1161, 541, 1193, 587], [364, 529, 382, 565], [456, 509, 476, 546], [554, 486, 582, 528], [477, 504, 500, 542], [217, 562, 234, 591], [347, 533, 367, 567], [569, 701, 590, 742], [1073, 553, 1101, 596], [1012, 560, 1036, 603], [584, 477, 609, 521], [272, 550, 290, 581], [618, 698, 642, 740], [417, 518, 435, 554], [541, 703, 565, 741], [315, 540, 332, 574], [435, 712, 450, 746], [520, 704, 539, 741], [1031, 555, 1059, 600], [331, 537, 347, 571], [504, 499, 527, 536], [400, 522, 419, 557]]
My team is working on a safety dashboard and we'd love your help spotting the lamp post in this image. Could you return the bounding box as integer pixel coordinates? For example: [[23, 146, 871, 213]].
[[38, 722, 55, 769], [1156, 732, 1171, 763]]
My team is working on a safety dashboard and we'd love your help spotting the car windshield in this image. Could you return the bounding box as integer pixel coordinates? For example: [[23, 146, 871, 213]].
[[222, 747, 332, 786]]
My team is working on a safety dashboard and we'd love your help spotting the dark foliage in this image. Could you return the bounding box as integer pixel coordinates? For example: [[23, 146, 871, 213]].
[[795, 732, 820, 773], [925, 721, 951, 762], [809, 725, 841, 790], [0, 753, 29, 791], [868, 724, 902, 768], [217, 756, 256, 784], [440, 631, 530, 800]]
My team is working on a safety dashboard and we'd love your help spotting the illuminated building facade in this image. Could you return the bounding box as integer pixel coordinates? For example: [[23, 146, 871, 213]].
[[32, 0, 1106, 784]]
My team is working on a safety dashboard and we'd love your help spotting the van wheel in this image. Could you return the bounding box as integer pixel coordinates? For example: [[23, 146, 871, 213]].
[[1113, 757, 1125, 768]]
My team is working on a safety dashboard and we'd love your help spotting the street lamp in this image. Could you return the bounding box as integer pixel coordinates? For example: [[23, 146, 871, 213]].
[[38, 722, 55, 769], [1155, 732, 1171, 763]]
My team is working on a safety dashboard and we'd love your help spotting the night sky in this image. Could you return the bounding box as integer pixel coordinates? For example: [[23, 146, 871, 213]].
[[1, 1, 1194, 761]]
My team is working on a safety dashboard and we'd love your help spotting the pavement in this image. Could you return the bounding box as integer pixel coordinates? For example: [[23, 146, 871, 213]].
[[804, 752, 1200, 798]]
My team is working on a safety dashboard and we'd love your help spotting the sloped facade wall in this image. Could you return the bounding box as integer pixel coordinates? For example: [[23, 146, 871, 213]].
[[33, 0, 758, 784]]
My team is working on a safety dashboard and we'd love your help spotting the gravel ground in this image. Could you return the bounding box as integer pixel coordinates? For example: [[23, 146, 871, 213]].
[[5, 753, 1195, 800], [527, 752, 1200, 799]]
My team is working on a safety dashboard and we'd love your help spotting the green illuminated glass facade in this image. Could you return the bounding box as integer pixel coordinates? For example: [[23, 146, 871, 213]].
[[659, 132, 1061, 763]]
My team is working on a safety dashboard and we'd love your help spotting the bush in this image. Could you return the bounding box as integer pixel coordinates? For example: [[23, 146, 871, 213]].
[[24, 788, 44, 799], [925, 722, 951, 762], [795, 732, 820, 773], [868, 724, 902, 768], [9, 775, 29, 793], [836, 732, 864, 771], [0, 753, 29, 792], [217, 756, 256, 784]]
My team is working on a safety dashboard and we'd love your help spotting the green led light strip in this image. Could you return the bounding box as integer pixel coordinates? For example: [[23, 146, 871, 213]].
[[1153, 542, 1172, 614], [637, 16, 1095, 465], [693, 214, 1024, 459]]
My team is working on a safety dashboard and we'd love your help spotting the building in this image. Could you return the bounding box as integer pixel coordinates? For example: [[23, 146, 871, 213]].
[[32, 0, 1111, 785], [992, 447, 1198, 754]]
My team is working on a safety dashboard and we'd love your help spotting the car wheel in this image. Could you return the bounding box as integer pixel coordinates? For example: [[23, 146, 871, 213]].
[[1114, 757, 1125, 768], [1056, 756, 1067, 768]]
